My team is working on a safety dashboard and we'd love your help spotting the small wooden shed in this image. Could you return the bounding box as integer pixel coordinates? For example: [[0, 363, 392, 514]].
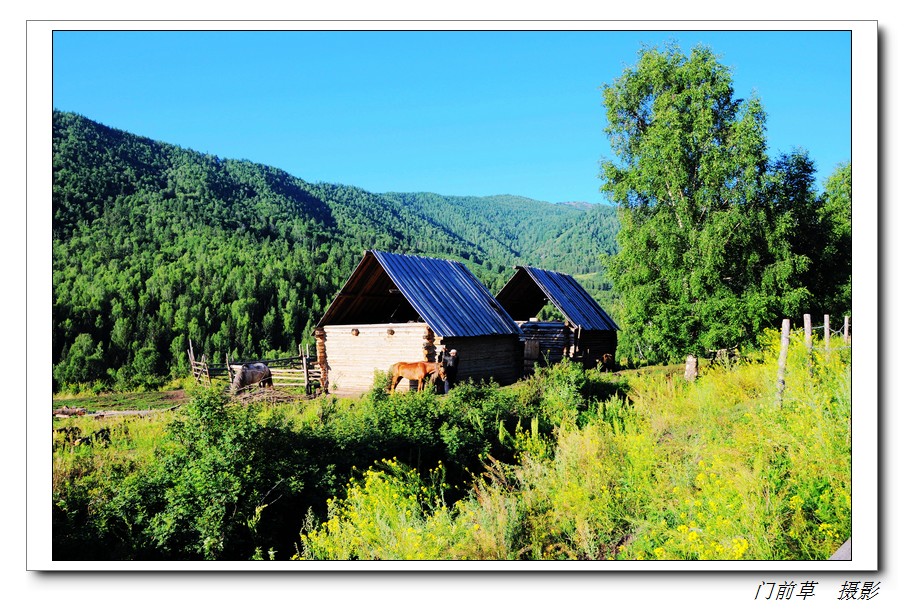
[[314, 251, 523, 395], [495, 266, 619, 371]]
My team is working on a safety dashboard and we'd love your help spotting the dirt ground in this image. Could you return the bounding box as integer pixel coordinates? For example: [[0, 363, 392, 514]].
[[52, 386, 323, 419], [52, 389, 191, 417]]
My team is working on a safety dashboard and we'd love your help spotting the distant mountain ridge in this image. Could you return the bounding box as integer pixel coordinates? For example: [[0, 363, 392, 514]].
[[51, 110, 619, 389]]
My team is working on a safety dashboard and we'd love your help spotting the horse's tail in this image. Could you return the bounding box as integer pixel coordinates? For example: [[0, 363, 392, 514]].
[[387, 363, 399, 390]]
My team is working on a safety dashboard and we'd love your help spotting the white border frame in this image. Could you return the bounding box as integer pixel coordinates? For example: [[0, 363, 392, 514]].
[[27, 20, 877, 574]]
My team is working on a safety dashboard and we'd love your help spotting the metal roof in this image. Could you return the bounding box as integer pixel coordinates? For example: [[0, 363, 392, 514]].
[[316, 251, 522, 338], [497, 266, 620, 332]]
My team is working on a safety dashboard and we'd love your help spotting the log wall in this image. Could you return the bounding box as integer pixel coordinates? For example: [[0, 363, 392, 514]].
[[435, 335, 522, 387], [575, 329, 618, 368], [318, 323, 523, 395], [318, 323, 435, 395], [514, 323, 618, 372], [519, 321, 570, 365]]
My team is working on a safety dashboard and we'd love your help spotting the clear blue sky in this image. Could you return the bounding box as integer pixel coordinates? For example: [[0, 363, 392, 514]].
[[52, 29, 852, 204]]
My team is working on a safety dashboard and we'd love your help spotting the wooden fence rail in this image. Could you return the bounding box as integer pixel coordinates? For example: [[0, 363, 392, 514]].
[[188, 340, 322, 395]]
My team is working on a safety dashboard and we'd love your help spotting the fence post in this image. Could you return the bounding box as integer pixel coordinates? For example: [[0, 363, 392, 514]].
[[803, 314, 813, 376], [803, 314, 812, 352], [301, 343, 311, 395], [777, 319, 791, 406], [684, 355, 698, 382], [844, 316, 850, 345], [824, 314, 831, 358]]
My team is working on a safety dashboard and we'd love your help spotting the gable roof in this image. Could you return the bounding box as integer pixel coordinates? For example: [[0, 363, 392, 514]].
[[496, 266, 619, 332], [316, 251, 522, 338]]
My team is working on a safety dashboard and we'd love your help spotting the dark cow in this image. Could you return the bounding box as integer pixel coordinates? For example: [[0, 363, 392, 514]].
[[601, 353, 615, 372]]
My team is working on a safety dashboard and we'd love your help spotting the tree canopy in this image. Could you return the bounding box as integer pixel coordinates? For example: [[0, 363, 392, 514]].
[[601, 44, 850, 364]]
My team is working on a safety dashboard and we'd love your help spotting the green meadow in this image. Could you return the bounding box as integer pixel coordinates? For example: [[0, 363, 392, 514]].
[[53, 330, 850, 561]]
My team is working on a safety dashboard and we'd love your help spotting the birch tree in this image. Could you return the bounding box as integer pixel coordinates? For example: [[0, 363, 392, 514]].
[[601, 43, 805, 363]]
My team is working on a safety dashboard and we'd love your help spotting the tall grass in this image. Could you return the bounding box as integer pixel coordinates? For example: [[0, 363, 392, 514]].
[[52, 409, 178, 559], [297, 332, 851, 561], [53, 331, 850, 561]]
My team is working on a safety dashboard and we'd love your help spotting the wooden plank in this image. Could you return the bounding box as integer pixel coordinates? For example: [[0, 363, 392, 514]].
[[302, 343, 311, 393], [524, 339, 540, 360], [777, 318, 791, 406], [804, 314, 813, 376]]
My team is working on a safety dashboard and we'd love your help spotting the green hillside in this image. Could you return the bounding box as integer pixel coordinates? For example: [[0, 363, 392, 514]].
[[52, 111, 619, 391]]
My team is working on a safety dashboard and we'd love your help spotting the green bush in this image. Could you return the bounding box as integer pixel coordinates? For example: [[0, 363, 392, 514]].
[[135, 388, 306, 559]]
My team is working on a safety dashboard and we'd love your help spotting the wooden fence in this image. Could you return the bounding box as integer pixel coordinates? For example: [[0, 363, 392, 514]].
[[188, 340, 322, 396], [776, 314, 851, 406]]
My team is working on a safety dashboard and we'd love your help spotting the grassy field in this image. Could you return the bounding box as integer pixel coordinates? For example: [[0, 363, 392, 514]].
[[53, 389, 192, 413], [51, 331, 851, 561], [298, 334, 852, 561]]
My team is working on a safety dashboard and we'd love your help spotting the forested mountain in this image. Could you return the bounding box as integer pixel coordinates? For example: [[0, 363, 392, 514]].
[[52, 111, 618, 390]]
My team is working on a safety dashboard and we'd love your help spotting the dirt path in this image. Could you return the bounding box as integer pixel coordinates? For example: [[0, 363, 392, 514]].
[[53, 387, 320, 419], [52, 389, 191, 418]]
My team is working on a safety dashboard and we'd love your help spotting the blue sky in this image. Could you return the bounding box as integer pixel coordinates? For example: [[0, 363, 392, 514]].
[[52, 29, 852, 204]]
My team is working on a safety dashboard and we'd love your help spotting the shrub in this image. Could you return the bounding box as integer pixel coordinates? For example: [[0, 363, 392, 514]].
[[128, 388, 306, 559], [55, 329, 851, 562], [298, 459, 453, 560]]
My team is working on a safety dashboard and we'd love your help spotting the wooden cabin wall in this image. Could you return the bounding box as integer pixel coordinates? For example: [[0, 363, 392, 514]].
[[576, 330, 618, 367], [519, 321, 569, 365], [515, 323, 618, 371], [318, 323, 434, 395], [319, 324, 524, 395], [436, 335, 522, 386]]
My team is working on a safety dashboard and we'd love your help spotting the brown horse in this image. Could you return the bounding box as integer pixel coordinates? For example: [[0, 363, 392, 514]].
[[387, 361, 444, 392]]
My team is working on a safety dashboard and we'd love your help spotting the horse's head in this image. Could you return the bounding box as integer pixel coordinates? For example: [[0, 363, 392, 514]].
[[230, 367, 246, 394], [437, 362, 447, 381]]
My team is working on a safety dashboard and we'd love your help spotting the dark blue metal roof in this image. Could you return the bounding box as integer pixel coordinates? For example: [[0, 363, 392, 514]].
[[520, 266, 620, 332], [373, 251, 522, 338], [317, 251, 521, 337]]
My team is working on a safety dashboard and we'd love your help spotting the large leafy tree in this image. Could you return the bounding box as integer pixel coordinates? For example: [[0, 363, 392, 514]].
[[601, 43, 806, 363], [818, 162, 852, 315]]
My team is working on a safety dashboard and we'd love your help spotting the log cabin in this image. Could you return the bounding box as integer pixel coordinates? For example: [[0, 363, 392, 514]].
[[314, 251, 523, 395], [495, 266, 619, 372]]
